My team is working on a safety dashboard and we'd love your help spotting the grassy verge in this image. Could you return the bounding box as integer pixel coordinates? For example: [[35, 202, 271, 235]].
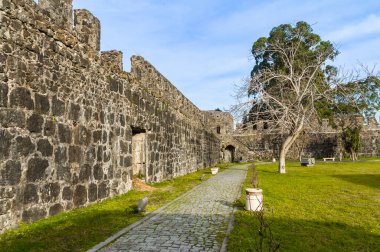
[[228, 161, 380, 251], [0, 166, 220, 252]]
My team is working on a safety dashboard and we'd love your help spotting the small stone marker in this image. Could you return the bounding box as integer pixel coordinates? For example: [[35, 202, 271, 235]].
[[138, 197, 148, 213], [200, 174, 205, 181]]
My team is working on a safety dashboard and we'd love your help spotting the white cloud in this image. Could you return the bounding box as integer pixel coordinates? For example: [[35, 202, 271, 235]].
[[326, 14, 380, 43], [72, 0, 380, 112]]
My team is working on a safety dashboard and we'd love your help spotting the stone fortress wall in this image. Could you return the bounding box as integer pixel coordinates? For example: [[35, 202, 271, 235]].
[[232, 116, 380, 160], [0, 0, 220, 232], [203, 111, 251, 162], [203, 110, 380, 161], [1, 0, 379, 234]]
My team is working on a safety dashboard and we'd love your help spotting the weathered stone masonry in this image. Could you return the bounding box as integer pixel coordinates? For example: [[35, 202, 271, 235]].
[[0, 0, 220, 232], [233, 117, 380, 160]]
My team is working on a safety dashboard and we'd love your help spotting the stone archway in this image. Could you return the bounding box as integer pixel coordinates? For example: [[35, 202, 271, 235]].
[[224, 145, 236, 163], [131, 127, 147, 180]]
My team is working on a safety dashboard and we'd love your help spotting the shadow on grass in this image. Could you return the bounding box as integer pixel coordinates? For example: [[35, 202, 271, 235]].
[[229, 213, 380, 252], [332, 174, 380, 190], [0, 208, 144, 252]]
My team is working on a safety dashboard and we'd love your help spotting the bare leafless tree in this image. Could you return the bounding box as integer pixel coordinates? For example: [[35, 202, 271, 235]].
[[231, 22, 379, 173]]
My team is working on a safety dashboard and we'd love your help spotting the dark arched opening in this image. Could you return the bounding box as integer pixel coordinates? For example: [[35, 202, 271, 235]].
[[224, 145, 236, 163], [216, 126, 221, 134]]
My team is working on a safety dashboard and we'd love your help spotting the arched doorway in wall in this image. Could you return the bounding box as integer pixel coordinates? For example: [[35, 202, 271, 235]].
[[224, 145, 236, 163], [131, 126, 147, 181]]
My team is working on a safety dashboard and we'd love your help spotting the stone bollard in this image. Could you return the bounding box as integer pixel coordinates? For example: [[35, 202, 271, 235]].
[[245, 188, 263, 211], [211, 167, 219, 175], [137, 197, 148, 213]]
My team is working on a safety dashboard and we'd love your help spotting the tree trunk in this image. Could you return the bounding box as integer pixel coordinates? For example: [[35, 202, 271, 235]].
[[279, 147, 286, 174], [350, 149, 357, 161], [277, 118, 305, 173], [278, 136, 292, 173]]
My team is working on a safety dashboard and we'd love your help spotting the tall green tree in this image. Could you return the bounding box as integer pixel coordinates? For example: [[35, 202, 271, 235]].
[[343, 127, 361, 161], [249, 22, 338, 173], [232, 21, 379, 173]]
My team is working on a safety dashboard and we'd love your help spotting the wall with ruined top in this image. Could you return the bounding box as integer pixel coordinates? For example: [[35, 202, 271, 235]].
[[0, 0, 220, 232], [203, 111, 251, 162], [234, 117, 380, 160]]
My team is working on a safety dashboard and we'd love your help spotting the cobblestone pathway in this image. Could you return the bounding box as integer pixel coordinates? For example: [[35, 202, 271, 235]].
[[98, 165, 248, 252]]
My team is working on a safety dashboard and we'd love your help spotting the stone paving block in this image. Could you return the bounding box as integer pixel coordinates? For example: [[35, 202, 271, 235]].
[[99, 166, 247, 251]]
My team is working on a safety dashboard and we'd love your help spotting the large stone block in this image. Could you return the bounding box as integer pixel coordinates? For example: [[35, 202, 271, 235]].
[[84, 107, 92, 122], [74, 125, 91, 145], [68, 145, 81, 163], [58, 124, 72, 143], [62, 187, 73, 201], [44, 119, 56, 137], [79, 164, 91, 182], [52, 96, 65, 116], [85, 146, 96, 164], [124, 156, 132, 167], [120, 140, 128, 154], [119, 115, 125, 127], [35, 93, 50, 114], [0, 200, 11, 215], [0, 84, 8, 107], [22, 208, 47, 223], [73, 185, 87, 206], [23, 184, 39, 204], [41, 183, 60, 202], [102, 130, 108, 144], [69, 103, 81, 121], [27, 113, 44, 133], [54, 146, 67, 163], [37, 139, 53, 157], [10, 87, 34, 110], [88, 183, 98, 202], [96, 146, 103, 162], [98, 181, 109, 199], [26, 157, 49, 182], [0, 129, 13, 159], [57, 165, 71, 181], [15, 136, 35, 156], [49, 203, 64, 216], [0, 109, 26, 128], [103, 151, 111, 162], [93, 163, 103, 180], [93, 130, 102, 143], [108, 78, 119, 92], [0, 160, 21, 186], [107, 165, 114, 179]]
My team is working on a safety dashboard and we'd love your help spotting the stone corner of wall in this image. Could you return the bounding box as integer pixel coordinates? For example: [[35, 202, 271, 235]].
[[74, 8, 101, 51]]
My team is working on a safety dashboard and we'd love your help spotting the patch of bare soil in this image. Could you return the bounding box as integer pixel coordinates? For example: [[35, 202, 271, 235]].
[[133, 178, 157, 192]]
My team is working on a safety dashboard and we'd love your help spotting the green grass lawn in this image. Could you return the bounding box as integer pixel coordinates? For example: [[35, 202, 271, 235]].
[[228, 161, 380, 252], [0, 164, 229, 252]]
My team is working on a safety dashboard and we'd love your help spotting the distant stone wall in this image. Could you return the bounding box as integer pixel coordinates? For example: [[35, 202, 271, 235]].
[[234, 118, 380, 160], [0, 0, 220, 232], [203, 111, 234, 136], [203, 111, 251, 162]]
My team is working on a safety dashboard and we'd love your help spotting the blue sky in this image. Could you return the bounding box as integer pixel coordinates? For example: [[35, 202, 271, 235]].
[[72, 0, 380, 120]]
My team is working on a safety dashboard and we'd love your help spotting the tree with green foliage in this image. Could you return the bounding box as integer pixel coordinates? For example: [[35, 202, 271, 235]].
[[343, 127, 361, 161], [232, 21, 379, 173]]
